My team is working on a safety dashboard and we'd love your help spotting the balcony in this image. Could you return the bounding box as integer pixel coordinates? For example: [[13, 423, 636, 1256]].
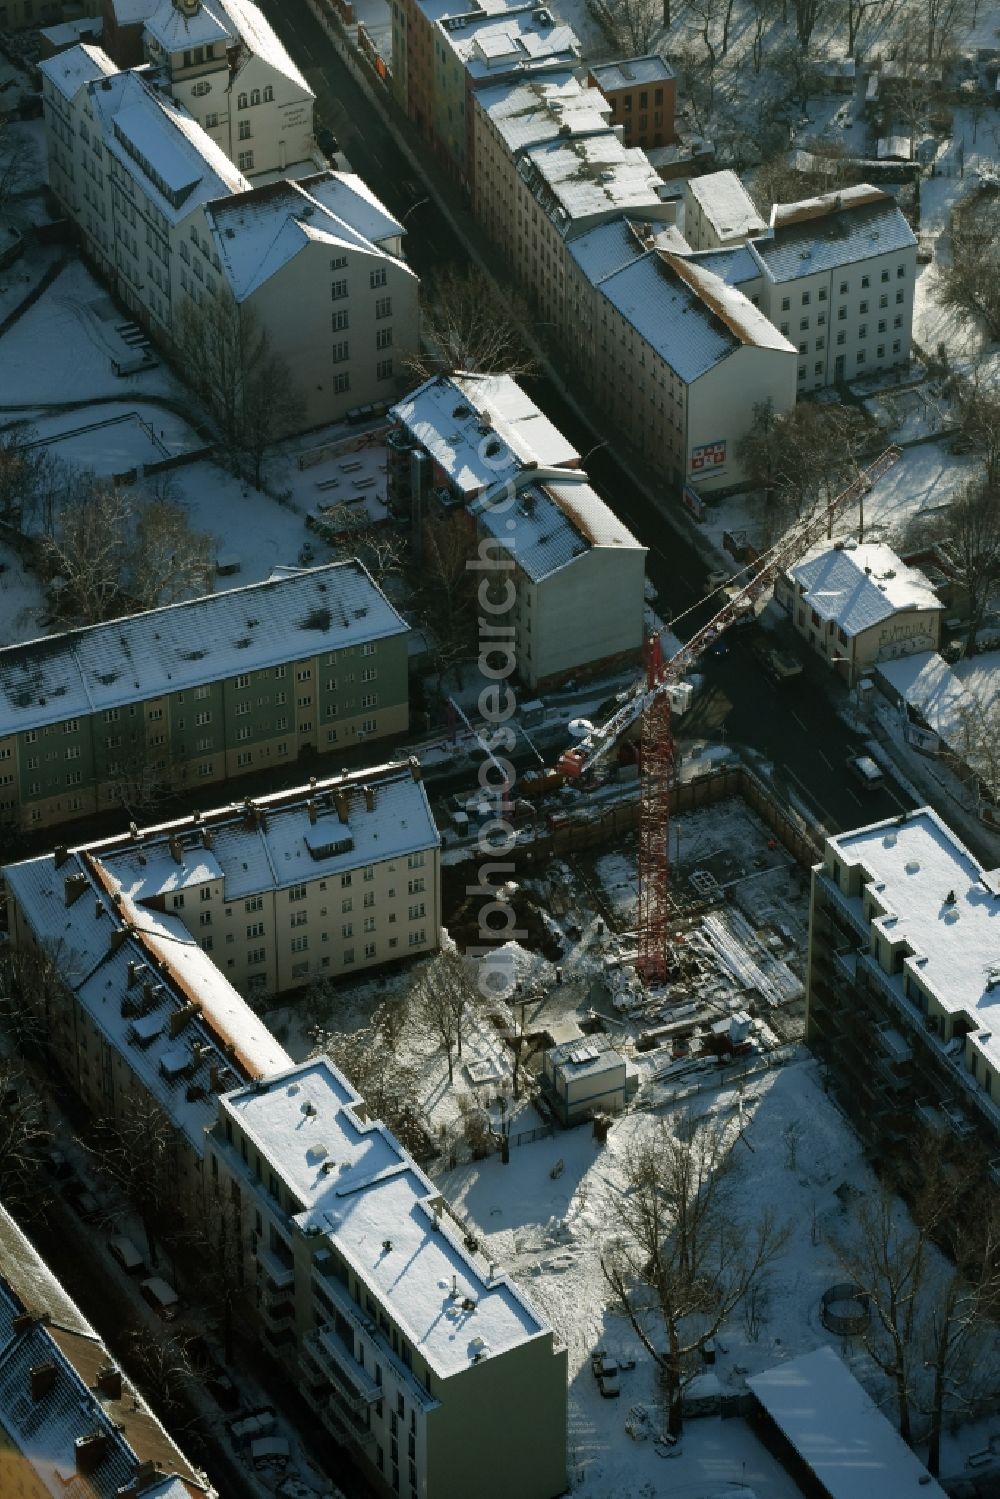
[[816, 874, 871, 944], [315, 1328, 382, 1409], [256, 1243, 294, 1292], [311, 1265, 438, 1413]]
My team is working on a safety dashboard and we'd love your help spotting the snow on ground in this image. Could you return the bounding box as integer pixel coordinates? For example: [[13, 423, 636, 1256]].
[[22, 403, 201, 475], [0, 260, 185, 409], [265, 433, 390, 530], [0, 538, 49, 646], [0, 240, 63, 327]]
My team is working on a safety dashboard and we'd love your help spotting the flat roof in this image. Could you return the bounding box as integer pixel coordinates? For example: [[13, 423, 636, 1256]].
[[391, 373, 579, 497], [223, 1058, 552, 1378], [477, 71, 609, 155], [789, 543, 940, 636], [687, 169, 766, 239], [444, 8, 579, 78], [749, 1347, 946, 1499], [0, 561, 407, 738], [589, 53, 673, 89], [518, 133, 664, 230]]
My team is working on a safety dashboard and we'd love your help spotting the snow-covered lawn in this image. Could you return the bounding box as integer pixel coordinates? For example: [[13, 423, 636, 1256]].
[[23, 403, 201, 476], [0, 538, 49, 647]]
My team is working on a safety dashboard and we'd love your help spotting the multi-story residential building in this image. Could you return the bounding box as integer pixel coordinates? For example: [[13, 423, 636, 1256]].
[[0, 1202, 216, 1499], [775, 541, 942, 678], [586, 54, 676, 151], [139, 0, 316, 178], [565, 230, 797, 491], [806, 806, 1000, 1167], [206, 1055, 568, 1499], [683, 169, 766, 251], [39, 45, 418, 430], [86, 758, 442, 993], [0, 562, 410, 831], [389, 374, 647, 685], [0, 0, 99, 32]]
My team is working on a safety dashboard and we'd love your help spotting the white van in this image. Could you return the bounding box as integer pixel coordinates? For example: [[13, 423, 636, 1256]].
[[847, 754, 884, 791], [107, 1235, 145, 1275], [141, 1276, 179, 1320]]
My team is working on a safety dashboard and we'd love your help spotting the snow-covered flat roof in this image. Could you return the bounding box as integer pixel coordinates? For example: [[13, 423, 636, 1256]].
[[39, 42, 117, 103], [519, 133, 664, 230], [749, 1346, 946, 1499], [830, 807, 1000, 1070], [445, 9, 579, 79], [478, 71, 609, 156], [391, 373, 579, 498], [0, 561, 407, 737], [589, 53, 673, 90], [224, 1058, 553, 1378], [93, 761, 440, 903], [751, 184, 916, 283], [788, 542, 941, 636], [548, 1031, 622, 1079], [471, 470, 643, 582], [687, 170, 766, 240]]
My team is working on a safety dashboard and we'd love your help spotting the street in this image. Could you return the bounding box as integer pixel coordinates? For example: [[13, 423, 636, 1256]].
[[263, 0, 915, 838]]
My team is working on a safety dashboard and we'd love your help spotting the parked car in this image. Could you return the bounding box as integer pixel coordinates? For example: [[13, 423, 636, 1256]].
[[591, 1350, 621, 1398], [847, 753, 884, 791], [755, 643, 803, 682], [140, 1276, 179, 1320], [107, 1235, 145, 1275]]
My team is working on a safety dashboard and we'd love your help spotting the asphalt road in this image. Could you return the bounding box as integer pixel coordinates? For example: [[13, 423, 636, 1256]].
[[261, 0, 915, 839]]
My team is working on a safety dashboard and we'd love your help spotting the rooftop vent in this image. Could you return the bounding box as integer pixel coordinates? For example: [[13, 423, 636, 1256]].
[[905, 859, 920, 874], [75, 1431, 110, 1477], [301, 1100, 317, 1116]]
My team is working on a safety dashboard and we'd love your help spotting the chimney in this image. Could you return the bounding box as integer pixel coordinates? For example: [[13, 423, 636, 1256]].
[[363, 785, 375, 813], [118, 1459, 161, 1497], [307, 799, 317, 824], [409, 756, 423, 783], [54, 845, 69, 868], [64, 872, 88, 906], [95, 899, 105, 919], [449, 1274, 458, 1299], [169, 1001, 201, 1038], [13, 1312, 34, 1335], [168, 834, 182, 865], [76, 1431, 111, 1476], [335, 788, 349, 824], [309, 776, 317, 790], [191, 809, 201, 824], [129, 822, 139, 841], [110, 928, 127, 954], [127, 960, 138, 987], [96, 1365, 122, 1400], [209, 1063, 221, 1092], [202, 827, 214, 850], [30, 1361, 57, 1401]]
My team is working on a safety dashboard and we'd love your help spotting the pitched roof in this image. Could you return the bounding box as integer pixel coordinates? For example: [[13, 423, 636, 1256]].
[[470, 469, 644, 582], [0, 562, 407, 737], [567, 215, 686, 283], [219, 0, 311, 94], [39, 42, 117, 103], [686, 169, 766, 240], [788, 542, 941, 636], [750, 184, 917, 283]]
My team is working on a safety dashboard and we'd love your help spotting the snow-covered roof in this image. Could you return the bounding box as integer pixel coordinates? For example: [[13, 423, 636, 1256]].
[[219, 0, 311, 94], [750, 184, 916, 283], [685, 243, 763, 286], [0, 1205, 211, 1498], [829, 807, 1000, 1079], [299, 170, 404, 248], [39, 42, 117, 103], [875, 650, 967, 746], [597, 250, 792, 384], [222, 1057, 553, 1378], [567, 216, 687, 283], [470, 469, 644, 582], [108, 0, 156, 24], [788, 542, 941, 637], [144, 0, 231, 54], [206, 178, 411, 301], [87, 68, 249, 223], [477, 70, 609, 155], [749, 1347, 946, 1499], [92, 761, 440, 903], [0, 562, 407, 737], [390, 373, 579, 498], [443, 8, 579, 80], [589, 53, 673, 91], [686, 170, 766, 240], [547, 1031, 623, 1079], [518, 133, 664, 233]]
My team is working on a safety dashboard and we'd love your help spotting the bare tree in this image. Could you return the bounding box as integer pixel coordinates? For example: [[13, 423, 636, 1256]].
[[591, 0, 661, 49], [412, 946, 477, 1086], [315, 499, 408, 585], [413, 511, 478, 690], [921, 0, 971, 62], [310, 996, 431, 1159], [187, 1184, 245, 1365], [933, 476, 1000, 655], [0, 422, 58, 531], [0, 1058, 51, 1215], [0, 119, 39, 212], [406, 268, 538, 382], [737, 400, 872, 539], [843, 0, 901, 54], [937, 194, 1000, 343], [90, 1098, 181, 1269], [174, 291, 305, 486], [126, 1328, 197, 1426], [127, 498, 215, 611], [601, 1113, 788, 1435], [41, 479, 132, 626]]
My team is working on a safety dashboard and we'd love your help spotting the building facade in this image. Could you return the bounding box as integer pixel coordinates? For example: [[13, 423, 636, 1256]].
[[206, 1055, 568, 1499], [0, 562, 410, 832], [586, 54, 676, 151], [40, 45, 418, 431], [806, 807, 1000, 1171], [776, 541, 942, 679]]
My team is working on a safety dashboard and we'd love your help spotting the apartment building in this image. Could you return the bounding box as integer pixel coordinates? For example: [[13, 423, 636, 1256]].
[[0, 1203, 216, 1499], [586, 54, 676, 151], [389, 373, 647, 686], [566, 232, 797, 491], [0, 562, 410, 831], [0, 0, 99, 32], [206, 1055, 568, 1499], [806, 806, 1000, 1166], [775, 541, 942, 677], [40, 46, 418, 430], [88, 759, 441, 994], [683, 169, 766, 251]]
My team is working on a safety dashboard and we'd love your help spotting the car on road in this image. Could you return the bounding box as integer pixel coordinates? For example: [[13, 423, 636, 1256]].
[[755, 643, 803, 682], [141, 1276, 180, 1321], [847, 753, 884, 791], [107, 1234, 145, 1275], [591, 1350, 621, 1397]]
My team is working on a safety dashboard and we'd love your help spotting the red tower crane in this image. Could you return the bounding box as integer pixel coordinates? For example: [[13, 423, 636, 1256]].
[[557, 445, 903, 983]]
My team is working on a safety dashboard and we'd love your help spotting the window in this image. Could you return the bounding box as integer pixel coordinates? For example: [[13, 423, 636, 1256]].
[[836, 331, 846, 346], [370, 267, 388, 289], [342, 923, 354, 939], [376, 359, 393, 381], [200, 887, 212, 903], [264, 84, 273, 101], [103, 709, 119, 723], [408, 903, 425, 920], [798, 366, 806, 381], [859, 324, 867, 339], [375, 296, 392, 319], [341, 873, 352, 889], [857, 350, 865, 364], [236, 673, 250, 689], [196, 711, 211, 725], [247, 921, 265, 938], [343, 948, 355, 965], [238, 119, 251, 140], [205, 111, 219, 128], [881, 269, 890, 283], [297, 695, 312, 709], [801, 291, 811, 306], [896, 291, 904, 305], [897, 264, 905, 278], [238, 91, 248, 108], [291, 935, 308, 953], [879, 294, 888, 309], [291, 910, 307, 928], [364, 916, 376, 933], [246, 896, 263, 912], [878, 319, 886, 333], [274, 666, 286, 679], [877, 344, 885, 357], [361, 718, 376, 734], [198, 762, 214, 777], [248, 947, 266, 966], [332, 309, 349, 331], [332, 340, 350, 363], [236, 751, 252, 767], [408, 930, 426, 947], [199, 912, 212, 927], [839, 281, 848, 295], [172, 894, 185, 910], [781, 296, 790, 311], [892, 339, 901, 354], [861, 275, 870, 289], [814, 361, 823, 375], [376, 327, 392, 350], [837, 306, 847, 321], [408, 877, 425, 895], [195, 685, 211, 700], [251, 88, 261, 105], [334, 373, 350, 394], [331, 278, 348, 300], [63, 719, 79, 734], [818, 287, 827, 302], [816, 336, 825, 350], [331, 255, 348, 270], [238, 150, 254, 171], [859, 300, 868, 315], [341, 897, 353, 913]]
